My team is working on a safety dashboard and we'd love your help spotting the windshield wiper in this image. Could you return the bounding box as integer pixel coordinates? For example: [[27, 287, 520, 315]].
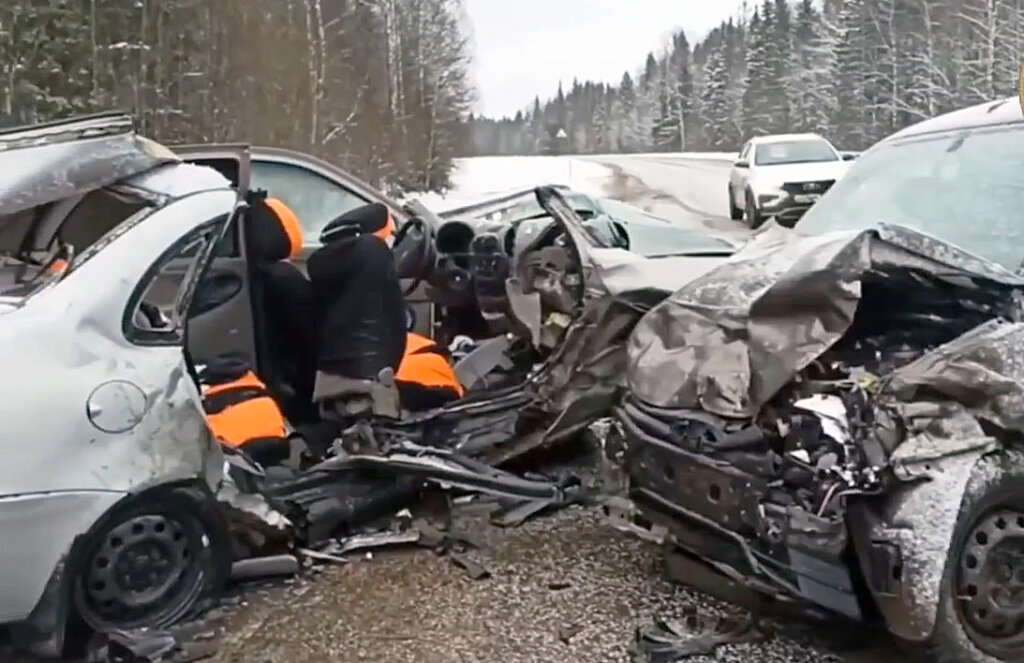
[[644, 249, 734, 258]]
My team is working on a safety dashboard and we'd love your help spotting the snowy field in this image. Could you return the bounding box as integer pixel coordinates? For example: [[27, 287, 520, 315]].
[[411, 156, 614, 213], [409, 152, 737, 213]]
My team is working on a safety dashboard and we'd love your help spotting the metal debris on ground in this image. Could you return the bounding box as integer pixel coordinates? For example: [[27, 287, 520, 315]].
[[489, 476, 585, 528], [336, 529, 422, 555], [633, 612, 766, 662], [100, 630, 183, 663], [557, 624, 584, 644], [448, 552, 491, 580], [296, 547, 350, 565]]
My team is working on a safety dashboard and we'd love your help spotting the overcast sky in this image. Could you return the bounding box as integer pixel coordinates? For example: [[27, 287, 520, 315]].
[[464, 0, 749, 118]]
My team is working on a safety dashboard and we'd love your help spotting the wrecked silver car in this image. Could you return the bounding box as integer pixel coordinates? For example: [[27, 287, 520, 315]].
[[0, 113, 736, 657], [0, 114, 238, 656], [619, 97, 1024, 662]]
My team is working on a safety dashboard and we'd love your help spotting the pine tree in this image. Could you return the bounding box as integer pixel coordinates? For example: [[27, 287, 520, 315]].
[[742, 8, 772, 136], [591, 90, 610, 153], [832, 0, 870, 149], [617, 71, 640, 152], [786, 0, 834, 136], [700, 46, 734, 149]]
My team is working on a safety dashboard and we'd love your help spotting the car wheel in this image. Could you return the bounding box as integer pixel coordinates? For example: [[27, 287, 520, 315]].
[[931, 451, 1024, 663], [728, 186, 743, 220], [744, 192, 764, 229], [72, 488, 230, 633]]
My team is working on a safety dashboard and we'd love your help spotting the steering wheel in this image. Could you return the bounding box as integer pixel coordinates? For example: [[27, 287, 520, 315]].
[[392, 217, 435, 296]]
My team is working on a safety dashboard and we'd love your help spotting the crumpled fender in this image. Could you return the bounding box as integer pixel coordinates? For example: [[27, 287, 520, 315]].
[[848, 437, 995, 641]]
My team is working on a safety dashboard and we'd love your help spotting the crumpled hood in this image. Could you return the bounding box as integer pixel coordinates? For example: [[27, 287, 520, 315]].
[[627, 223, 1024, 419]]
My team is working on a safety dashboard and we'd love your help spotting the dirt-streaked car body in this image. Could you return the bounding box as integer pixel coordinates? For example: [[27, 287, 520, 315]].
[[0, 114, 237, 655]]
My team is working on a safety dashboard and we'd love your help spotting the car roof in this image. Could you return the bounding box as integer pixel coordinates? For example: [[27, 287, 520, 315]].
[[749, 133, 827, 144], [885, 97, 1024, 142], [0, 113, 179, 216], [125, 162, 233, 199]]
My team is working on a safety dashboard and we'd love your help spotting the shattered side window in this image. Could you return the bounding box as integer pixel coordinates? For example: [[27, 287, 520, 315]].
[[126, 219, 226, 345], [60, 189, 148, 252]]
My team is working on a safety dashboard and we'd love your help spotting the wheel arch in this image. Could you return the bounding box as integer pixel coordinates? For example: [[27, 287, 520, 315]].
[[847, 446, 997, 642], [9, 479, 229, 658]]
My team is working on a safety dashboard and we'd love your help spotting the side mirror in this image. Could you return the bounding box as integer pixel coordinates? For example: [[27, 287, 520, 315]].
[[734, 159, 749, 168], [842, 152, 857, 161]]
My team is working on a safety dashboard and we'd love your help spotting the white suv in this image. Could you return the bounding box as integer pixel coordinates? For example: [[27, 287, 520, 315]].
[[728, 133, 854, 228]]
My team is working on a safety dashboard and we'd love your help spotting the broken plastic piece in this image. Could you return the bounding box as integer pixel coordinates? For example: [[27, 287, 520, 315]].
[[557, 624, 583, 644], [449, 552, 490, 580], [634, 613, 764, 662], [229, 554, 300, 582], [105, 630, 178, 663]]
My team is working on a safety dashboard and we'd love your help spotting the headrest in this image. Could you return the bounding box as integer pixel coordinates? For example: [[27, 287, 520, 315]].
[[252, 198, 303, 261], [320, 202, 395, 244]]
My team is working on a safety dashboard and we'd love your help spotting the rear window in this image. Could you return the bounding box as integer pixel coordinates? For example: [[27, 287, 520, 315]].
[[0, 189, 150, 299]]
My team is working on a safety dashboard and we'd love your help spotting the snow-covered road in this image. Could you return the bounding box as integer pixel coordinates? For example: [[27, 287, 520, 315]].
[[411, 153, 755, 243], [587, 152, 755, 241]]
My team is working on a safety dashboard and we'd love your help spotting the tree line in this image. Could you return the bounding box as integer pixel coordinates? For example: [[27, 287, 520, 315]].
[[0, 0, 473, 193], [468, 0, 1024, 156]]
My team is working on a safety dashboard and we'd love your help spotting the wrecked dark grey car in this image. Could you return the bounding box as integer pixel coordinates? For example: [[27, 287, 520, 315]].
[[618, 97, 1024, 663]]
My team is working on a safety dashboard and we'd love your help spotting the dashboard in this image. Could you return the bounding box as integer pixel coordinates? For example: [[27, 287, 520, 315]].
[[427, 217, 581, 334]]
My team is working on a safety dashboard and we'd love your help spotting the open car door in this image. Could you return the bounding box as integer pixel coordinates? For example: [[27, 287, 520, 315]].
[[171, 145, 259, 367]]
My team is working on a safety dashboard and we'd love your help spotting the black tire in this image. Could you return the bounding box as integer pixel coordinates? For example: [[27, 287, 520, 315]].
[[931, 450, 1024, 663], [72, 487, 230, 633], [744, 191, 764, 229], [728, 186, 743, 220]]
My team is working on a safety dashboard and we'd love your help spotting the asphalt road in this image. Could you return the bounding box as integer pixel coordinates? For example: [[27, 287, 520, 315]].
[[589, 154, 754, 242]]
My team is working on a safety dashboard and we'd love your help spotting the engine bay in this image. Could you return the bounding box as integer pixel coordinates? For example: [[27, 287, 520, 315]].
[[621, 261, 1024, 618]]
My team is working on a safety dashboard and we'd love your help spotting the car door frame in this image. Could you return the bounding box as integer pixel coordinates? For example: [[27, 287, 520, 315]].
[[174, 144, 437, 371], [244, 148, 435, 338], [170, 144, 260, 367]]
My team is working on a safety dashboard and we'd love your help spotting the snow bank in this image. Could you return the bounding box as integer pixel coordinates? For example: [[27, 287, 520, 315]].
[[409, 156, 613, 212], [595, 151, 738, 161]]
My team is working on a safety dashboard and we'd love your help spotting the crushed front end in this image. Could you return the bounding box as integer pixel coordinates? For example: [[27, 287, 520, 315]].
[[619, 224, 1024, 641]]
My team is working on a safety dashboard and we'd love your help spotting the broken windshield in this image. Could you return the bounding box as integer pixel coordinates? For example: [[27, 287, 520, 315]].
[[795, 124, 1024, 272]]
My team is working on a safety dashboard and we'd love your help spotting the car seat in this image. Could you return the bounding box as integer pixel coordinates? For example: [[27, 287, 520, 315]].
[[248, 196, 318, 424], [306, 204, 407, 447]]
